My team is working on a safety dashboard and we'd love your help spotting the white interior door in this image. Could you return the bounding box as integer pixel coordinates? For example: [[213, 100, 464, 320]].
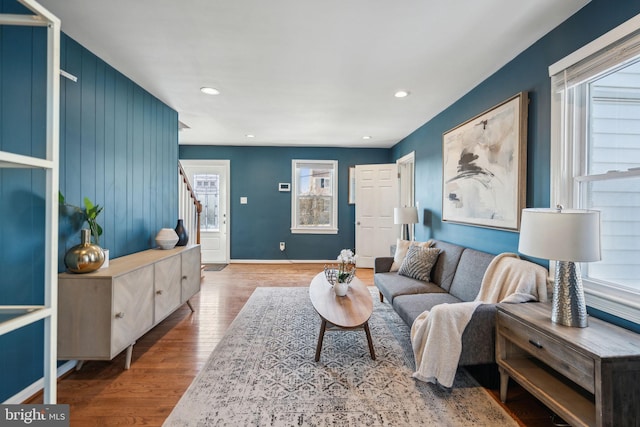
[[180, 160, 230, 263], [355, 164, 398, 268]]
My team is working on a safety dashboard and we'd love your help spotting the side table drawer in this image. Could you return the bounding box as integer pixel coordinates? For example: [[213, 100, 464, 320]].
[[497, 311, 594, 393]]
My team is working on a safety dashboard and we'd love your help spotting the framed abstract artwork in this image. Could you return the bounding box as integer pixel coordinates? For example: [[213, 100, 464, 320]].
[[442, 92, 528, 231]]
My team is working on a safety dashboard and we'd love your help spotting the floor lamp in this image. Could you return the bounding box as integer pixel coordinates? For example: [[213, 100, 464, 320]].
[[394, 207, 419, 241], [518, 206, 601, 328]]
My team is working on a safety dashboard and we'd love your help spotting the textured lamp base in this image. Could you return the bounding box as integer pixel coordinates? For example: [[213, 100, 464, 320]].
[[552, 261, 588, 328]]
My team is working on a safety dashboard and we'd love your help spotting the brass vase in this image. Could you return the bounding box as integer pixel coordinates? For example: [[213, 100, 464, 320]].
[[65, 229, 105, 273]]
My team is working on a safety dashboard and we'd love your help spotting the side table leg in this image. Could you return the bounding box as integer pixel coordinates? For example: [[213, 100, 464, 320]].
[[498, 366, 509, 402], [364, 322, 376, 360], [315, 319, 327, 362]]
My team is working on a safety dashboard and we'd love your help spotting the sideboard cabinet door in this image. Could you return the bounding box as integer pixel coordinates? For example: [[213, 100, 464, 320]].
[[181, 245, 201, 303], [154, 255, 182, 322], [111, 265, 154, 357]]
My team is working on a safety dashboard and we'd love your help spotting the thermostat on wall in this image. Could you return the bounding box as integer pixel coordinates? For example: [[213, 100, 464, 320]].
[[279, 183, 291, 192]]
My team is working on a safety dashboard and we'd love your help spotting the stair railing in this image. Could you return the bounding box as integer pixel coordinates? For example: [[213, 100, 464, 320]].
[[178, 162, 202, 244]]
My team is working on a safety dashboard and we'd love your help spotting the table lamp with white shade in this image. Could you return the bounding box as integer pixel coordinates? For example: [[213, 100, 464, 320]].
[[518, 206, 601, 328], [394, 207, 419, 241]]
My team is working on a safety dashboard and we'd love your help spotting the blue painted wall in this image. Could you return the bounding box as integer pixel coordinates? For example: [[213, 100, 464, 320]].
[[179, 145, 389, 260], [58, 36, 178, 263], [391, 0, 640, 258], [390, 0, 640, 331], [0, 0, 178, 401]]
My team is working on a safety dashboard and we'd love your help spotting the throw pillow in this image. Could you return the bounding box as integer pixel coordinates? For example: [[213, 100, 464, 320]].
[[390, 238, 434, 272], [398, 245, 442, 282]]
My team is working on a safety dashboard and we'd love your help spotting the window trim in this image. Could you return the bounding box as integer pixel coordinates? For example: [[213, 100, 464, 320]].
[[549, 13, 640, 325], [291, 159, 338, 235]]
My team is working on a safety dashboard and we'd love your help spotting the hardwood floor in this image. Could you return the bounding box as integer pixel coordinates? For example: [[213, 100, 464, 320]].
[[30, 263, 556, 426]]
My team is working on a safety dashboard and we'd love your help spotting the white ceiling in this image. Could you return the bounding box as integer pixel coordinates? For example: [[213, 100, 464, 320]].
[[38, 0, 589, 148]]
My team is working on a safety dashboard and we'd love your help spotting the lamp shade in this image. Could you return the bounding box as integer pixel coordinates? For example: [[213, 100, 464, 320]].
[[518, 208, 601, 262], [394, 207, 419, 225]]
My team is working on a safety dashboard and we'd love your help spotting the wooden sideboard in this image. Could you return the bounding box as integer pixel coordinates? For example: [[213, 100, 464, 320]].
[[58, 245, 201, 369], [497, 303, 640, 427]]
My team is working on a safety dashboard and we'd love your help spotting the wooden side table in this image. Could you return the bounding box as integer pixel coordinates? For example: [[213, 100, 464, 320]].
[[496, 303, 640, 427]]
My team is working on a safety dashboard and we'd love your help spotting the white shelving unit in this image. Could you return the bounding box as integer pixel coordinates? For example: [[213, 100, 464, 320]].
[[0, 0, 60, 404]]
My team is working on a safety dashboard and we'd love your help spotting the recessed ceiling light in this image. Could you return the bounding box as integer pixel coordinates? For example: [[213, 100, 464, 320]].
[[362, 136, 372, 140], [200, 87, 220, 95], [394, 90, 410, 98], [246, 134, 255, 138]]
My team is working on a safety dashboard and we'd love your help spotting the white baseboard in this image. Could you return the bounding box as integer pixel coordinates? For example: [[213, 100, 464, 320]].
[[3, 360, 77, 404]]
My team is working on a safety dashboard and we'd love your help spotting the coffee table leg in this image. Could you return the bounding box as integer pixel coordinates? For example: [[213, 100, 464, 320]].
[[364, 322, 376, 360], [315, 319, 327, 362]]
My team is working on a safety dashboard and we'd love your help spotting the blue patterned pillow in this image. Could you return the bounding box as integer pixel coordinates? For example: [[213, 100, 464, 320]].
[[398, 245, 442, 282]]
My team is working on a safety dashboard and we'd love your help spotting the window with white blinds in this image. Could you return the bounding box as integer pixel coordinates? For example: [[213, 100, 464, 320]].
[[550, 15, 640, 323]]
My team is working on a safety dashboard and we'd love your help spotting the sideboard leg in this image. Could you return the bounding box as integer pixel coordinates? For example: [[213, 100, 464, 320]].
[[125, 343, 135, 370], [187, 300, 195, 312], [75, 360, 84, 371]]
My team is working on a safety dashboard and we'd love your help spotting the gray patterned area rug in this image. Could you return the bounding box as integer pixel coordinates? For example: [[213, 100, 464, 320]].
[[164, 287, 517, 426]]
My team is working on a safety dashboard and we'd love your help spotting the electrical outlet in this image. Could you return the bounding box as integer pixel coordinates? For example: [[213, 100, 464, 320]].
[[279, 242, 286, 251]]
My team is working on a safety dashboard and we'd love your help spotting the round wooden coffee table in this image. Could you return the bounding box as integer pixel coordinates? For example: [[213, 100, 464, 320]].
[[308, 272, 375, 362]]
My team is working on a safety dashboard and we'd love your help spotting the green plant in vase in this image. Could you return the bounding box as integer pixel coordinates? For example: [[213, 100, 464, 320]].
[[59, 192, 104, 246]]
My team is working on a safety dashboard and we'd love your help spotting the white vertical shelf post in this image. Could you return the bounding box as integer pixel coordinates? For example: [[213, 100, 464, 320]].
[[0, 0, 60, 404]]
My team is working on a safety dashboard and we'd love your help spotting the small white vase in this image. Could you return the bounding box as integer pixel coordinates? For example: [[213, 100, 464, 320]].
[[155, 228, 179, 249], [334, 281, 349, 297]]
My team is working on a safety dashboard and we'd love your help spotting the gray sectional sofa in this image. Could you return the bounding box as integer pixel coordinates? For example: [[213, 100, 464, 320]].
[[374, 240, 499, 366]]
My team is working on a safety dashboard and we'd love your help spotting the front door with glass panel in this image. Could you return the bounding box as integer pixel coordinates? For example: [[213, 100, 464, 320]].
[[180, 160, 229, 263]]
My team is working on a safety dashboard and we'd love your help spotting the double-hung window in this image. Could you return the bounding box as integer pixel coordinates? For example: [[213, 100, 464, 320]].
[[550, 16, 640, 323], [291, 160, 338, 234]]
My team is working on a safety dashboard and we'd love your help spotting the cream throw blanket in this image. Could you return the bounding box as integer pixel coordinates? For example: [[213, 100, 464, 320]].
[[410, 253, 548, 388]]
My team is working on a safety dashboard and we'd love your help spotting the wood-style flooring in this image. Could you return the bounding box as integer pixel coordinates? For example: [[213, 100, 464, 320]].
[[29, 263, 557, 426]]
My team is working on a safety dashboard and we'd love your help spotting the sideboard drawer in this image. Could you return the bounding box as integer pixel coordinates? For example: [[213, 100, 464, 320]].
[[497, 311, 594, 393]]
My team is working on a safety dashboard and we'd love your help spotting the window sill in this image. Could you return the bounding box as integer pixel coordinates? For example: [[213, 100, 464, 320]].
[[584, 280, 640, 325], [291, 227, 338, 235]]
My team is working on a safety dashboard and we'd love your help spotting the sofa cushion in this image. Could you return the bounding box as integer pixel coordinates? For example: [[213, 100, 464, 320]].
[[392, 293, 462, 326], [375, 272, 446, 303], [398, 246, 441, 281], [448, 249, 495, 302], [430, 241, 465, 291], [390, 239, 434, 271], [393, 294, 498, 366]]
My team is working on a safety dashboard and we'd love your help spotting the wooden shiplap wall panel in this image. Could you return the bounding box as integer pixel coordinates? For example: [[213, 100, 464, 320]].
[[57, 36, 179, 264]]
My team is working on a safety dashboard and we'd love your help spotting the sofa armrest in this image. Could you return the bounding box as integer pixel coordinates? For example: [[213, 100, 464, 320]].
[[374, 257, 394, 273]]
